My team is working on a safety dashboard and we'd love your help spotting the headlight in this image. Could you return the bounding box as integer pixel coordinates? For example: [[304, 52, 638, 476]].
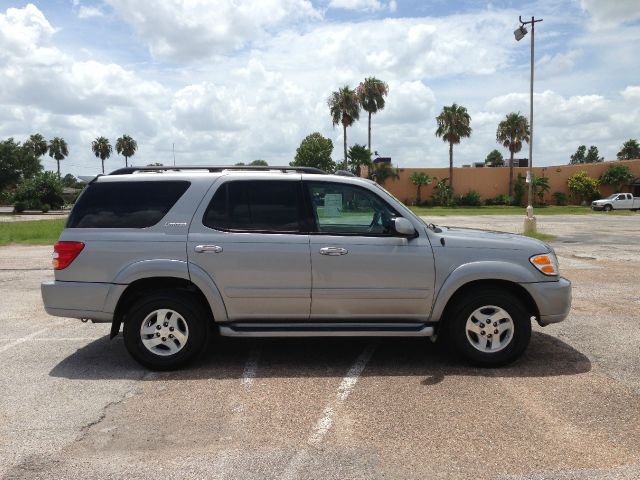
[[530, 253, 559, 276]]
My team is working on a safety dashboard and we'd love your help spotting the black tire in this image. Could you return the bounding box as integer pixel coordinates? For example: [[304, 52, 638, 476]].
[[123, 291, 210, 370], [604, 204, 612, 212], [448, 289, 532, 367]]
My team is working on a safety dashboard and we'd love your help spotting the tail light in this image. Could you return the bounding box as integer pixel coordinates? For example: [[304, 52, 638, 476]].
[[53, 241, 85, 270]]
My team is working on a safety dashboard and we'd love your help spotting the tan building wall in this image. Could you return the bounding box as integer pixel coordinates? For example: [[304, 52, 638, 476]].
[[382, 159, 640, 205]]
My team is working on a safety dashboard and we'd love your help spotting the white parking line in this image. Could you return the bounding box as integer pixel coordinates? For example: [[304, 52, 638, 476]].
[[281, 344, 376, 479], [240, 349, 261, 390], [308, 344, 375, 445], [0, 328, 50, 354]]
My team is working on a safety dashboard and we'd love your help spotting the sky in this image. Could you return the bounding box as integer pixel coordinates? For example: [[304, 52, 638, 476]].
[[0, 0, 639, 176]]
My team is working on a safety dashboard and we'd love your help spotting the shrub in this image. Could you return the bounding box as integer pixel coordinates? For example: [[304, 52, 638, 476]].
[[431, 178, 452, 206], [13, 171, 64, 210], [459, 190, 482, 206], [512, 174, 525, 206], [600, 163, 634, 191], [0, 190, 13, 205], [552, 191, 567, 206], [485, 194, 512, 206], [568, 171, 600, 204], [41, 203, 50, 213], [14, 201, 26, 213]]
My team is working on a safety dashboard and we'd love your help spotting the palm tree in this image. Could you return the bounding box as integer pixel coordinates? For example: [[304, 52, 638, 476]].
[[92, 136, 112, 174], [532, 175, 550, 205], [409, 172, 435, 205], [48, 137, 69, 178], [115, 134, 138, 168], [496, 112, 530, 197], [328, 86, 360, 169], [357, 77, 389, 153], [435, 103, 472, 194], [25, 134, 48, 159]]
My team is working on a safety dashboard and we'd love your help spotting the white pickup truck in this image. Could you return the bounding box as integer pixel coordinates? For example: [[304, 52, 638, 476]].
[[591, 193, 640, 211]]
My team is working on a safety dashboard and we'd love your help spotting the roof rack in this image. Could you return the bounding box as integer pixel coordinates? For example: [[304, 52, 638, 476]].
[[108, 165, 327, 175]]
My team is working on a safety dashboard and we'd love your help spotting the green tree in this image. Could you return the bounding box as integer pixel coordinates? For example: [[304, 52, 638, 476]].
[[250, 159, 268, 166], [13, 171, 64, 210], [617, 139, 640, 160], [485, 149, 504, 167], [356, 77, 389, 153], [531, 175, 550, 205], [435, 103, 472, 195], [570, 145, 586, 164], [24, 134, 48, 160], [347, 144, 372, 177], [600, 163, 634, 191], [571, 145, 603, 164], [61, 173, 83, 189], [328, 86, 360, 169], [48, 137, 69, 178], [431, 177, 452, 206], [291, 132, 336, 173], [0, 138, 43, 191], [409, 172, 435, 205], [568, 171, 600, 204], [496, 112, 529, 197], [371, 163, 399, 185], [115, 134, 137, 168], [92, 136, 112, 174], [585, 146, 603, 163]]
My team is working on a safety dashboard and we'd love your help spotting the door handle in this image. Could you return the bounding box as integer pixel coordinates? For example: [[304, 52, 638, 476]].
[[319, 246, 348, 256], [195, 245, 223, 253]]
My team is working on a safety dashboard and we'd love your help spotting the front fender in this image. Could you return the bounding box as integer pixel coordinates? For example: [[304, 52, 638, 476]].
[[429, 260, 544, 321]]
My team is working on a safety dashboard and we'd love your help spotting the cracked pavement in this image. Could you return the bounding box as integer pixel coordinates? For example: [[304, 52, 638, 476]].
[[1, 213, 639, 479]]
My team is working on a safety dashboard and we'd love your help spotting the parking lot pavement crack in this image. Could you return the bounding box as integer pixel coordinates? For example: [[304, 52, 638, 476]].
[[75, 371, 153, 443]]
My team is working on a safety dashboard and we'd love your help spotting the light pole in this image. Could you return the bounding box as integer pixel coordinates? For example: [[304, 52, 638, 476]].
[[514, 15, 542, 233]]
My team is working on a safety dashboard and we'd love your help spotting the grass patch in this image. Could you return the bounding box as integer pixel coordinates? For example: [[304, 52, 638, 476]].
[[0, 219, 65, 246], [409, 205, 635, 216], [522, 231, 556, 242]]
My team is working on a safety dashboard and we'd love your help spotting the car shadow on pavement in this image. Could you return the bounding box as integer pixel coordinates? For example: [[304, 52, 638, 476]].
[[49, 330, 591, 383]]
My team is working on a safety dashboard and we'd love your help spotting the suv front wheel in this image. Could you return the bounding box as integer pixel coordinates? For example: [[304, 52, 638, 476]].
[[448, 289, 532, 367], [123, 291, 209, 370]]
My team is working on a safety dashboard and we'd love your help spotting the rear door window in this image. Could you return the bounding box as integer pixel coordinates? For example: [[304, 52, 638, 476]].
[[203, 180, 302, 233], [67, 181, 190, 228]]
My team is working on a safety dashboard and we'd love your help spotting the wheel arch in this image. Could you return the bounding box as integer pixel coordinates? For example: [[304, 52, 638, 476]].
[[110, 275, 226, 339], [434, 279, 540, 329]]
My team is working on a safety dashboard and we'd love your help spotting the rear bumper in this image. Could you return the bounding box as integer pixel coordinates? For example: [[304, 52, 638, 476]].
[[520, 277, 572, 326], [41, 280, 116, 322]]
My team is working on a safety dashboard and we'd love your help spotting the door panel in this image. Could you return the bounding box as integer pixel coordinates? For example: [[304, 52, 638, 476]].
[[188, 177, 311, 321], [305, 180, 435, 321], [310, 235, 434, 320], [188, 231, 311, 320]]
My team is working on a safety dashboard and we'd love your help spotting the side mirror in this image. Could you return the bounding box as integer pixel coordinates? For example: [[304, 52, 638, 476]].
[[393, 217, 416, 237]]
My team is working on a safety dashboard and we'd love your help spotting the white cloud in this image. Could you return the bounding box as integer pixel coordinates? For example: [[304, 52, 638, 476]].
[[104, 0, 322, 61], [621, 85, 640, 101], [77, 6, 105, 19], [579, 0, 640, 29], [328, 0, 384, 11]]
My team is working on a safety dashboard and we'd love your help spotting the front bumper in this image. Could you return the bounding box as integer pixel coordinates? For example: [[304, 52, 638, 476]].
[[521, 277, 572, 325], [591, 204, 604, 211], [41, 280, 119, 322]]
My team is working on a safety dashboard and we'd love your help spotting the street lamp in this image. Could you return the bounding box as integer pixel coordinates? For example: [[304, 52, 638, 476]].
[[515, 15, 542, 234]]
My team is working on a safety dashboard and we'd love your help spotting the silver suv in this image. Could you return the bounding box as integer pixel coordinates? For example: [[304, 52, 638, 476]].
[[41, 166, 571, 369]]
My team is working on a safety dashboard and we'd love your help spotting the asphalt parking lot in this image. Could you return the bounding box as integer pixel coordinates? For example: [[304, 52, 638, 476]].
[[1, 214, 639, 479]]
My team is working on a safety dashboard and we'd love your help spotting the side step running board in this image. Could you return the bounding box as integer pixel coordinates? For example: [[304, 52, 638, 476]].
[[219, 322, 434, 337]]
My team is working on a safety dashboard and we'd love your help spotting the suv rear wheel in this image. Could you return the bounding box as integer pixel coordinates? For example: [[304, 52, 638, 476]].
[[448, 289, 531, 367], [123, 291, 209, 370]]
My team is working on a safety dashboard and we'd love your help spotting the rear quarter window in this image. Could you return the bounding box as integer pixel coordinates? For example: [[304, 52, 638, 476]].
[[67, 181, 190, 228]]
